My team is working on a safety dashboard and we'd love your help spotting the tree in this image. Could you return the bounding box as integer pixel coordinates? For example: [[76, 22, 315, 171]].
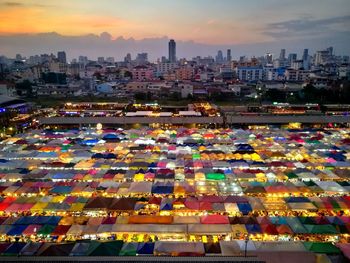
[[170, 92, 181, 101], [187, 93, 193, 101], [16, 80, 33, 98], [302, 83, 317, 102], [124, 71, 133, 79], [134, 92, 147, 100], [264, 88, 286, 102]]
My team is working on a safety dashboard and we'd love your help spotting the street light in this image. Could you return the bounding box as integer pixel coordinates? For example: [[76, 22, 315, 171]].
[[244, 234, 249, 257]]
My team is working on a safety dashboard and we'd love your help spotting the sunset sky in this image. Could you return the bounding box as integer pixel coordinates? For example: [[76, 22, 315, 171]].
[[0, 0, 349, 45], [0, 0, 349, 60]]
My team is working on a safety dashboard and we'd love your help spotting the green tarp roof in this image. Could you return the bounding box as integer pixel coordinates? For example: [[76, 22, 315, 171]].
[[86, 241, 123, 256], [304, 224, 338, 234], [303, 242, 340, 254], [205, 173, 226, 180]]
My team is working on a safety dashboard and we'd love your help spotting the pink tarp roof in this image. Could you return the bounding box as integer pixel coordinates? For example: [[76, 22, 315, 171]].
[[337, 243, 350, 260], [200, 215, 229, 224], [23, 225, 42, 235]]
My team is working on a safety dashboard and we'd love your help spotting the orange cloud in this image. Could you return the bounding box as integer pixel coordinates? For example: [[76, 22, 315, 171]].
[[0, 6, 130, 36], [0, 7, 44, 34], [0, 3, 269, 44]]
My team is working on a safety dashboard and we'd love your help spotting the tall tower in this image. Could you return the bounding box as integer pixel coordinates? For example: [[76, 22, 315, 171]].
[[216, 50, 224, 63], [226, 49, 232, 62], [168, 39, 176, 63], [302, 49, 309, 61], [279, 49, 286, 60]]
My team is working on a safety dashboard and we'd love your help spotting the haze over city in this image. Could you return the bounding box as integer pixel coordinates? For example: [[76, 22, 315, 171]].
[[0, 0, 350, 59]]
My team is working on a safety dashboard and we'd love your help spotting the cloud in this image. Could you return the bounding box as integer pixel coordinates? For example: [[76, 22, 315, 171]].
[[1, 1, 53, 8], [2, 1, 22, 6], [0, 7, 129, 35], [206, 19, 216, 25], [264, 15, 350, 38]]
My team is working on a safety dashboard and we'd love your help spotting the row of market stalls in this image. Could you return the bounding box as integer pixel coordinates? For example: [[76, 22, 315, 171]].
[[0, 195, 350, 216], [0, 240, 346, 261], [0, 127, 349, 257], [0, 179, 348, 197], [0, 214, 349, 242]]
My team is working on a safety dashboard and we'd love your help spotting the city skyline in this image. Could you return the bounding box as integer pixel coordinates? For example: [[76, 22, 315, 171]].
[[1, 33, 349, 62], [0, 0, 350, 59]]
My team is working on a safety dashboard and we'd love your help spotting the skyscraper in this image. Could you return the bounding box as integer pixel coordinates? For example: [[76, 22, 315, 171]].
[[265, 53, 273, 64], [279, 49, 286, 60], [57, 51, 67, 63], [168, 39, 176, 63], [226, 49, 232, 62], [288, 53, 297, 64], [302, 49, 309, 69], [302, 49, 309, 61], [216, 50, 224, 63]]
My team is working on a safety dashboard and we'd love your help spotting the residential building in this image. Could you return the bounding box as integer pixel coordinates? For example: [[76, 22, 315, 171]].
[[236, 66, 263, 81], [132, 66, 154, 81], [175, 67, 194, 80], [156, 62, 177, 75], [179, 83, 193, 98]]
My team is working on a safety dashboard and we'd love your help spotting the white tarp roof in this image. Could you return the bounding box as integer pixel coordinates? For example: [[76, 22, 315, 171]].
[[154, 242, 204, 254]]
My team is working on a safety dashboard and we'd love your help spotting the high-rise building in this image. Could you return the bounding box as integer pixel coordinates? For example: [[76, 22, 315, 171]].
[[288, 53, 297, 64], [302, 49, 309, 70], [265, 53, 273, 64], [302, 49, 309, 61], [226, 49, 232, 62], [279, 49, 286, 60], [57, 51, 67, 63], [315, 50, 329, 66], [168, 39, 176, 63], [216, 50, 224, 63]]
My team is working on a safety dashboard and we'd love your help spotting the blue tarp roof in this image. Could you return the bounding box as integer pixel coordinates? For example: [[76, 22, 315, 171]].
[[151, 185, 174, 194], [245, 224, 261, 234], [269, 216, 288, 225], [82, 139, 99, 146], [237, 203, 252, 215], [50, 186, 73, 194], [36, 152, 58, 158], [14, 216, 36, 225], [160, 203, 172, 210], [285, 197, 310, 203], [7, 225, 27, 236], [33, 216, 61, 225], [137, 242, 154, 254], [3, 242, 26, 255]]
